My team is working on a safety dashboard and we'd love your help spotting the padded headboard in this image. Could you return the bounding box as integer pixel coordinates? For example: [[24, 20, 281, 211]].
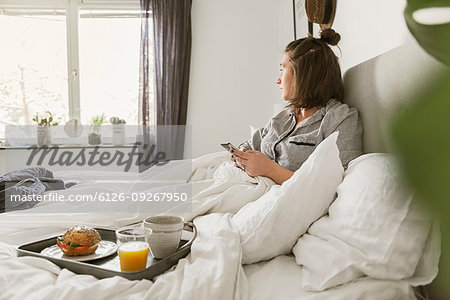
[[343, 42, 446, 154]]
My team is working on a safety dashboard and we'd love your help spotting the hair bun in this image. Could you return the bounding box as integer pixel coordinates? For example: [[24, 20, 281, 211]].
[[320, 28, 341, 46]]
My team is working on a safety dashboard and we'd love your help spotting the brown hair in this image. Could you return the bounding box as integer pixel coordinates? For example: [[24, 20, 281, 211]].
[[284, 28, 344, 113]]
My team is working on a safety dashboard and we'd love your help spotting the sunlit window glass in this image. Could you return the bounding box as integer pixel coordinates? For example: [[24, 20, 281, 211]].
[[79, 11, 140, 125], [0, 12, 69, 138]]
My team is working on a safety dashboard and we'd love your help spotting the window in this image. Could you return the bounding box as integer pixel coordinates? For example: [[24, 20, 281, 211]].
[[0, 0, 142, 140]]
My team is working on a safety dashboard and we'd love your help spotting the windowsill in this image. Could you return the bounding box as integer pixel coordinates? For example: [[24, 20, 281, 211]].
[[0, 143, 138, 150], [0, 134, 146, 149]]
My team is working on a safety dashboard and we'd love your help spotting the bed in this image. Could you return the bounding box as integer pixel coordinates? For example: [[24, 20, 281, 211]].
[[0, 41, 445, 300]]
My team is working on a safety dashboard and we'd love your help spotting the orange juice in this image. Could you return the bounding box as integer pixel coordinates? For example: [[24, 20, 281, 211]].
[[118, 241, 149, 272]]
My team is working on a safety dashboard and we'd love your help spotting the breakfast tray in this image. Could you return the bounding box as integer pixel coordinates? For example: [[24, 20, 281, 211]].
[[16, 223, 197, 281]]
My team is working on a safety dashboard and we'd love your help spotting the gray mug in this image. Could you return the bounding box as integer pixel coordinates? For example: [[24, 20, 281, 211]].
[[143, 216, 190, 259]]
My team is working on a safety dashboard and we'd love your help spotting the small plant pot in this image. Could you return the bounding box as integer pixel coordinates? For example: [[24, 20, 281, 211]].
[[88, 133, 101, 145], [89, 125, 102, 145], [37, 126, 52, 146], [112, 124, 126, 145]]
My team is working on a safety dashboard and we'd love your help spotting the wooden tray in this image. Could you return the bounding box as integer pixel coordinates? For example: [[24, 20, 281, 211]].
[[16, 224, 197, 281]]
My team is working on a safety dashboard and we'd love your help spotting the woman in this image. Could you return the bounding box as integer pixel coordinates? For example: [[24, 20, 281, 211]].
[[233, 29, 362, 184]]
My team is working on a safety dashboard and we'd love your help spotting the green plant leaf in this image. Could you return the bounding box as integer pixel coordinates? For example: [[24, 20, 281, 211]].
[[398, 1, 450, 297], [404, 0, 450, 66]]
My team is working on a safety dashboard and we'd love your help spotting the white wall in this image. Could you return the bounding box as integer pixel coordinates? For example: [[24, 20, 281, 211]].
[[186, 0, 415, 157], [333, 0, 414, 72], [186, 0, 293, 158], [294, 0, 413, 71]]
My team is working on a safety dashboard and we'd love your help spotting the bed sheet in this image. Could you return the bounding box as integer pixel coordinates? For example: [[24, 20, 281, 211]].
[[0, 238, 417, 300], [244, 255, 416, 300]]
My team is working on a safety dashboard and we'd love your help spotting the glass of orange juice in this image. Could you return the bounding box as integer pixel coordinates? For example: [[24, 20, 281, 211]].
[[115, 226, 151, 272]]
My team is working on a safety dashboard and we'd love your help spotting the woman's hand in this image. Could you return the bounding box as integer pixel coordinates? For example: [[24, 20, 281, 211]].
[[230, 148, 294, 184], [230, 149, 243, 169], [231, 148, 275, 177]]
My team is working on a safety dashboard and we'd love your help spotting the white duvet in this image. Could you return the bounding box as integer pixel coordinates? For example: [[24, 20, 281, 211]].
[[0, 152, 265, 300], [0, 151, 419, 300], [0, 213, 246, 300], [0, 152, 274, 244]]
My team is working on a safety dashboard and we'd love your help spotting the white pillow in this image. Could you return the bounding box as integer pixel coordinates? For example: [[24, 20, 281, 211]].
[[293, 154, 434, 291], [232, 132, 344, 264]]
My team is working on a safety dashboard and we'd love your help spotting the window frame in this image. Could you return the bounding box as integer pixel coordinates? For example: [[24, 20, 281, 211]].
[[0, 0, 141, 122]]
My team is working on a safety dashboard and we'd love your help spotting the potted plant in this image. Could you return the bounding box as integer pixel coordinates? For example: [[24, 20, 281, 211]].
[[110, 116, 126, 145], [88, 114, 106, 145], [32, 111, 59, 146]]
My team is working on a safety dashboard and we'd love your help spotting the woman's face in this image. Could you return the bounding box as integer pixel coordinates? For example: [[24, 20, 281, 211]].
[[277, 52, 294, 100]]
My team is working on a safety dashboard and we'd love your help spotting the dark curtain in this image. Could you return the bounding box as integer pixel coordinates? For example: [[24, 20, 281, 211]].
[[139, 0, 192, 171], [139, 0, 152, 127]]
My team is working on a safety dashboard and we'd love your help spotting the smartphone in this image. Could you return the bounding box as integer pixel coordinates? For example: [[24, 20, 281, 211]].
[[220, 142, 238, 153]]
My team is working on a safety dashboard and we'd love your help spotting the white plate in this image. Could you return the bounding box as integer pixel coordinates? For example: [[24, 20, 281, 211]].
[[41, 240, 118, 262]]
